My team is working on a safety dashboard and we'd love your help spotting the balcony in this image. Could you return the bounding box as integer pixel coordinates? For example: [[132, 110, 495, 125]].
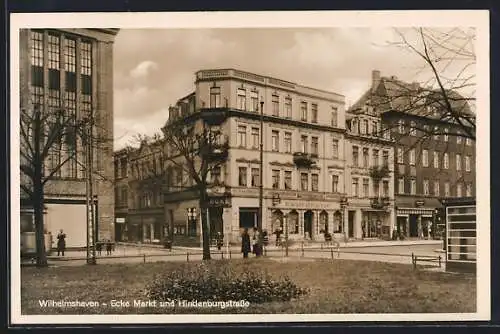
[[370, 197, 391, 209], [293, 152, 316, 168], [369, 165, 390, 181], [206, 141, 229, 162]]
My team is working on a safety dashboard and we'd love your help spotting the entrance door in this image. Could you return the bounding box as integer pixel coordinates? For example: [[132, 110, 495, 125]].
[[348, 211, 355, 238], [209, 207, 223, 240], [304, 210, 313, 239], [409, 214, 418, 237]]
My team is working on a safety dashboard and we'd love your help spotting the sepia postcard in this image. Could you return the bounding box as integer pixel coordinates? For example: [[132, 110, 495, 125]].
[[9, 10, 490, 325]]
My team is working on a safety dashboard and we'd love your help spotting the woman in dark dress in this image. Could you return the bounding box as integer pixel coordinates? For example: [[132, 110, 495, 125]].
[[241, 228, 251, 258], [56, 229, 66, 256]]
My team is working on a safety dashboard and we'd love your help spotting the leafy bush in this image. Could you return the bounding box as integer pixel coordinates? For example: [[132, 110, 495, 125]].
[[145, 261, 308, 304]]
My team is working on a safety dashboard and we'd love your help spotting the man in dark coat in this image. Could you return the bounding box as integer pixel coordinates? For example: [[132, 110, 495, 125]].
[[56, 229, 66, 256], [241, 228, 251, 258]]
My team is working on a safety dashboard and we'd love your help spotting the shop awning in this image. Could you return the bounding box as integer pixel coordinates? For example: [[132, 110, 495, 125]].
[[397, 208, 435, 215]]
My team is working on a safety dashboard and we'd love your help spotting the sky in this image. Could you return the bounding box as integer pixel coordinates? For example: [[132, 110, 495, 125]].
[[112, 27, 476, 150]]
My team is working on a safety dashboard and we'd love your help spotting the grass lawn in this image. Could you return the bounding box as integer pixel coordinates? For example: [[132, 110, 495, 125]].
[[21, 258, 476, 314]]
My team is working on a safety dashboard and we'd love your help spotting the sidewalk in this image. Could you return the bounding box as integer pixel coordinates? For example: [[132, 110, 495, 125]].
[[117, 239, 443, 251]]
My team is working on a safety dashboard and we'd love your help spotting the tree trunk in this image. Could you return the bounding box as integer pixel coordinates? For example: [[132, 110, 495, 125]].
[[199, 187, 211, 260], [33, 165, 47, 267]]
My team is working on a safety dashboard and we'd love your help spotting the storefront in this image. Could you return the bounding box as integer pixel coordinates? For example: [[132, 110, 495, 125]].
[[395, 197, 442, 239]]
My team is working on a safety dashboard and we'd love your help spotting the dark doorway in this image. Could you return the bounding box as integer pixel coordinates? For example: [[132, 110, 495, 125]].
[[239, 208, 257, 229], [209, 207, 223, 240], [397, 216, 407, 237], [348, 211, 355, 238], [409, 214, 418, 237], [304, 210, 313, 239]]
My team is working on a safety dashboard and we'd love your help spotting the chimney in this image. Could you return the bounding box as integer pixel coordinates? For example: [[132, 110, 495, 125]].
[[372, 70, 381, 91], [390, 75, 398, 80]]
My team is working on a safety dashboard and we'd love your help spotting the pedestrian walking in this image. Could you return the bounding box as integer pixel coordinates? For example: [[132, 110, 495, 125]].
[[56, 229, 66, 256], [216, 232, 223, 250], [96, 241, 102, 256], [252, 227, 261, 256], [106, 239, 113, 255], [241, 228, 251, 258]]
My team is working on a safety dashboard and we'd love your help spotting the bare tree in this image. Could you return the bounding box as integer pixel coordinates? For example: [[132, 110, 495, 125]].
[[161, 118, 228, 260], [20, 102, 112, 267]]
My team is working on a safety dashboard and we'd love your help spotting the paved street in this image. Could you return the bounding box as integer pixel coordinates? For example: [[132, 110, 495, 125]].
[[23, 240, 444, 268]]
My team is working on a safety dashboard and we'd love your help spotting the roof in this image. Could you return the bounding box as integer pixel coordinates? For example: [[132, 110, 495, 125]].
[[349, 75, 474, 121]]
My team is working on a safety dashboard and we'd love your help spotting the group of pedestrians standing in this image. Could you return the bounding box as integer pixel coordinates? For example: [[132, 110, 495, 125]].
[[241, 227, 262, 258]]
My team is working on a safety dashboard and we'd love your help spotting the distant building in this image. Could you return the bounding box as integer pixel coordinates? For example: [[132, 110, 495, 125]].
[[113, 147, 130, 242], [20, 28, 119, 248], [344, 112, 395, 239], [349, 70, 475, 239]]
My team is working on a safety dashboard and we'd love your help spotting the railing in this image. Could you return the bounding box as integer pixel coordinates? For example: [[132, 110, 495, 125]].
[[411, 253, 442, 269], [370, 197, 391, 209], [292, 152, 316, 168]]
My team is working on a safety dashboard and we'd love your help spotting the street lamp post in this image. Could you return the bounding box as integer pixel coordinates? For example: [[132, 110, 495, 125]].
[[284, 214, 289, 257], [86, 113, 96, 265], [340, 197, 348, 243], [258, 99, 264, 257]]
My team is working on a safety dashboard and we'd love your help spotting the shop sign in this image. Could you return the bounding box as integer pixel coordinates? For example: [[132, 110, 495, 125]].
[[415, 200, 425, 207], [207, 196, 231, 208]]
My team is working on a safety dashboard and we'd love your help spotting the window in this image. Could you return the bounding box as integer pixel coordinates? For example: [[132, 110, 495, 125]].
[[398, 120, 405, 134], [444, 128, 449, 142], [433, 126, 439, 140], [383, 150, 389, 167], [398, 178, 405, 194], [238, 167, 247, 186], [80, 41, 92, 95], [283, 132, 292, 153], [332, 139, 339, 159], [211, 166, 221, 184], [423, 179, 430, 195], [272, 94, 279, 116], [372, 121, 378, 136], [311, 137, 319, 156], [311, 174, 319, 191], [423, 125, 430, 136], [363, 148, 369, 168], [466, 183, 472, 197], [352, 146, 359, 167], [434, 181, 440, 196], [284, 97, 292, 118], [457, 134, 462, 144], [410, 179, 416, 195], [30, 30, 44, 67], [363, 178, 369, 197], [422, 150, 429, 167], [311, 104, 318, 123], [237, 88, 246, 110], [237, 125, 247, 147], [301, 173, 308, 191], [331, 175, 339, 193], [48, 33, 60, 69], [272, 170, 280, 189], [456, 184, 462, 197], [373, 180, 380, 197], [271, 130, 279, 152], [210, 87, 221, 108], [456, 154, 462, 171], [360, 120, 368, 134], [410, 121, 417, 136], [434, 151, 440, 169], [300, 135, 308, 154], [284, 171, 292, 189], [372, 149, 379, 167], [352, 178, 359, 197], [251, 168, 260, 187], [251, 127, 259, 149], [444, 182, 450, 197], [409, 149, 415, 166], [397, 148, 404, 164], [300, 102, 307, 121], [383, 180, 389, 197], [443, 153, 449, 169], [331, 107, 338, 127], [250, 91, 259, 112], [466, 137, 472, 146], [465, 156, 471, 172]]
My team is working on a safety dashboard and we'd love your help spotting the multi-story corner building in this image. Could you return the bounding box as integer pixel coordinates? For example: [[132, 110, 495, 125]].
[[162, 69, 348, 244], [19, 28, 119, 248], [344, 112, 395, 239], [349, 70, 475, 238]]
